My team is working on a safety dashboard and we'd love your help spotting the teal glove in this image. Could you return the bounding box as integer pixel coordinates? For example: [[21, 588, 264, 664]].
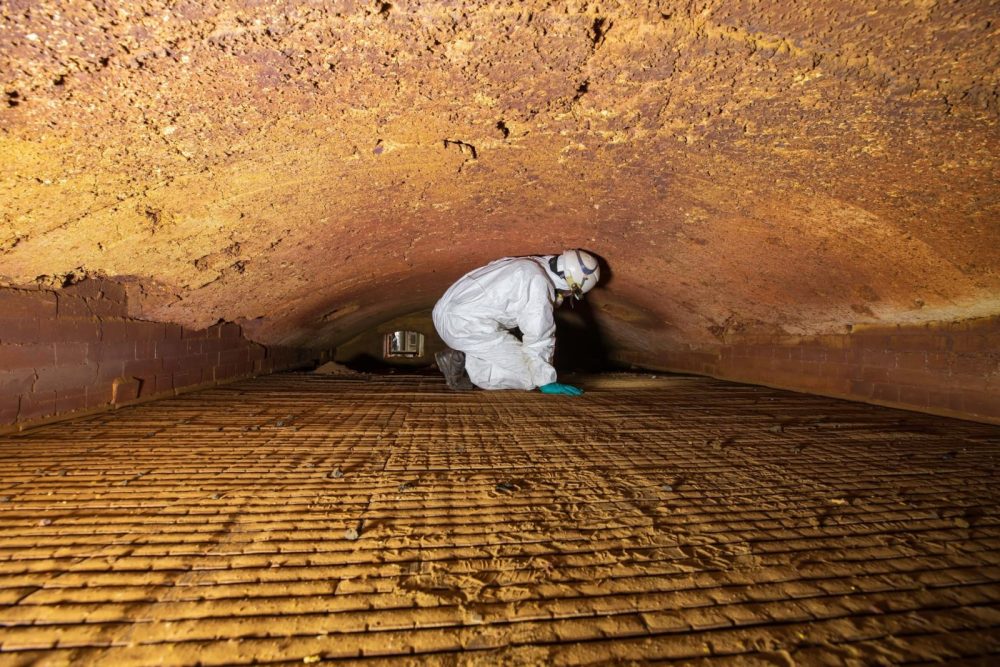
[[539, 382, 584, 396]]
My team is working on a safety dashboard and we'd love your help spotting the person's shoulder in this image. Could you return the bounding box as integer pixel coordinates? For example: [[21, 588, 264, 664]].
[[507, 256, 548, 274], [480, 256, 540, 273]]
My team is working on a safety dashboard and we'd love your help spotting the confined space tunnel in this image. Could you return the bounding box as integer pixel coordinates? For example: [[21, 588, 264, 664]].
[[1, 1, 999, 664]]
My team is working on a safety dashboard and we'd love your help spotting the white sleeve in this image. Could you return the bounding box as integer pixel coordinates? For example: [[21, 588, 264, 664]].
[[516, 273, 559, 388]]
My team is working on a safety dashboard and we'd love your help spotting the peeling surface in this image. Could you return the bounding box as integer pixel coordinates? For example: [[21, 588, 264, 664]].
[[1, 1, 998, 353]]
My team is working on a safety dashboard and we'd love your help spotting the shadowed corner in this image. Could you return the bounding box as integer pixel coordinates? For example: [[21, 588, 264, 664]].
[[554, 297, 616, 374], [551, 250, 616, 372]]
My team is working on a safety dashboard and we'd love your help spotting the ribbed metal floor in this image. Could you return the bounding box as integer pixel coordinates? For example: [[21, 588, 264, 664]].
[[1, 373, 999, 665]]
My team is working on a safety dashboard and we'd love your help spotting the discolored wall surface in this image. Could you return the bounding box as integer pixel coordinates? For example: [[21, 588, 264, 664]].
[[0, 281, 317, 433], [2, 1, 998, 422], [619, 316, 1000, 424]]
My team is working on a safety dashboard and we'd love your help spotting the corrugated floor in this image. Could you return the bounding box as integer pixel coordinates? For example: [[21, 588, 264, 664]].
[[1, 373, 999, 665]]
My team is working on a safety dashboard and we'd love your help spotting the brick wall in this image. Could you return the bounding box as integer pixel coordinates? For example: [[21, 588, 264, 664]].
[[615, 316, 1000, 425], [0, 280, 318, 432]]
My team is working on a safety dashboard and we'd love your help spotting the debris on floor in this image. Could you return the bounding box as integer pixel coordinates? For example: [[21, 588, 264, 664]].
[[312, 361, 361, 376], [344, 519, 364, 541]]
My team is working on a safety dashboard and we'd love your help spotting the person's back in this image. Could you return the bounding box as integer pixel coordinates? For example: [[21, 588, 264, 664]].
[[433, 257, 551, 330]]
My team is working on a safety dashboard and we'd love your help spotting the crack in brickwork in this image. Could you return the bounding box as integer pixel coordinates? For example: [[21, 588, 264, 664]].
[[0, 373, 998, 663]]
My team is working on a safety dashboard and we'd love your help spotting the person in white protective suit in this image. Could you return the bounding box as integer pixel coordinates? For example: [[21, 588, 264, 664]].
[[432, 249, 601, 395]]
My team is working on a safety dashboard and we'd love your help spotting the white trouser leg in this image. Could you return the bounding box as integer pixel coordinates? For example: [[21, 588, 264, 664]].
[[433, 312, 533, 390]]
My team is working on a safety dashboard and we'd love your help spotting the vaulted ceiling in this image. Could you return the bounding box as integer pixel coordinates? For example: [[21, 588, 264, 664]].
[[3, 1, 998, 355]]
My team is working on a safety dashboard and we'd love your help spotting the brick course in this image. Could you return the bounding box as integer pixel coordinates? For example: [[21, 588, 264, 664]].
[[0, 375, 997, 663], [0, 289, 57, 318], [0, 280, 318, 431], [0, 317, 41, 344]]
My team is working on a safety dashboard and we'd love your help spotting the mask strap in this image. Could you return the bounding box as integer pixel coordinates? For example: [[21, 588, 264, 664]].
[[548, 255, 563, 278]]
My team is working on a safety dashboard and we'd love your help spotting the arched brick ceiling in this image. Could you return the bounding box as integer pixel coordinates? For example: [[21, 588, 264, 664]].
[[2, 1, 998, 354]]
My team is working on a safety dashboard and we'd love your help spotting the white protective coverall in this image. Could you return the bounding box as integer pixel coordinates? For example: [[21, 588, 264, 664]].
[[432, 256, 568, 390]]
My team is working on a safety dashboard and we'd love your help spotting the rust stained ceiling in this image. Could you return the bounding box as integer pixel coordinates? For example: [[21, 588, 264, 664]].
[[1, 1, 998, 353]]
